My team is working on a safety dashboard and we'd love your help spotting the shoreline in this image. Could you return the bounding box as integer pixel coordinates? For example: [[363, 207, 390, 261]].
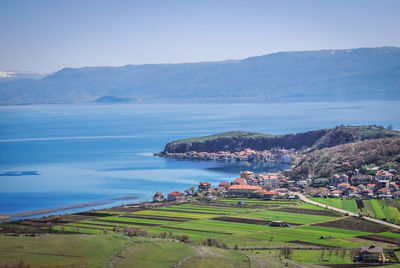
[[0, 195, 139, 222]]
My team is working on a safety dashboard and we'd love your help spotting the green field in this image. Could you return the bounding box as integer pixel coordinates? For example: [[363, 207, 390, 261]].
[[1, 198, 399, 267], [311, 198, 400, 224]]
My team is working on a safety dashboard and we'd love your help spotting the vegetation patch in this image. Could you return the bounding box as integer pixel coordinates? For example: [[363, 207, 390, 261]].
[[312, 217, 391, 233], [356, 234, 400, 245], [273, 207, 340, 217]]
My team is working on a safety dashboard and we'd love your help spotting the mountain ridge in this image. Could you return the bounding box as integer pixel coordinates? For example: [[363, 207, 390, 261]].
[[1, 47, 400, 105]]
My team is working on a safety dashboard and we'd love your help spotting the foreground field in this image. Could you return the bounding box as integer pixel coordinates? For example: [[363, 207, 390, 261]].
[[1, 198, 399, 267]]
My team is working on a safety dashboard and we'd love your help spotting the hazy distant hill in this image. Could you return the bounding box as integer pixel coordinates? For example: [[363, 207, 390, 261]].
[[0, 71, 43, 81], [1, 47, 400, 105]]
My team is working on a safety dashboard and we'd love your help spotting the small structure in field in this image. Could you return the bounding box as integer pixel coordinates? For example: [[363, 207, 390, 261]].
[[359, 245, 386, 263]]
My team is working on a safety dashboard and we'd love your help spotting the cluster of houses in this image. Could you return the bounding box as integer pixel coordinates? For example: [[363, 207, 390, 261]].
[[159, 148, 296, 163], [152, 170, 298, 203], [152, 167, 400, 203], [301, 169, 400, 199]]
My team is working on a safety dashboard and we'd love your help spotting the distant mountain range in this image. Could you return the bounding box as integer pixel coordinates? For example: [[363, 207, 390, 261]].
[[1, 47, 400, 105], [0, 71, 44, 82]]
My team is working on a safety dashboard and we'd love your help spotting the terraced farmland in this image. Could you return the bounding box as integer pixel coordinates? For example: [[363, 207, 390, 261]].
[[1, 198, 399, 267], [311, 197, 400, 224]]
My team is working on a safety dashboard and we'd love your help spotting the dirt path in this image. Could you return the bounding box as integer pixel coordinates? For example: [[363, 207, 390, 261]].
[[295, 193, 400, 229]]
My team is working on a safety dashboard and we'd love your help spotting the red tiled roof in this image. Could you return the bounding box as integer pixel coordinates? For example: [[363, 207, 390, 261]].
[[234, 178, 247, 185], [154, 192, 162, 196], [338, 183, 350, 187], [378, 188, 390, 192], [228, 184, 262, 190], [331, 190, 342, 194], [376, 170, 393, 177], [219, 182, 230, 187], [198, 182, 210, 186], [168, 191, 185, 196]]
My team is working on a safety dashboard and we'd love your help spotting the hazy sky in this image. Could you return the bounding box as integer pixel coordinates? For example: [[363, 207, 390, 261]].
[[1, 0, 399, 73]]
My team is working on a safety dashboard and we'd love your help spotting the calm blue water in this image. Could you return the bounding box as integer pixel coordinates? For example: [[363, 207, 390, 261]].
[[0, 101, 399, 218]]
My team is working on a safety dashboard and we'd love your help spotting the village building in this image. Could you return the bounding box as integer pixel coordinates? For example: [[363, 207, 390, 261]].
[[240, 170, 254, 179], [153, 192, 164, 202], [354, 175, 374, 185], [359, 245, 386, 263], [167, 191, 185, 201], [330, 190, 343, 197], [338, 182, 350, 191], [377, 180, 390, 189], [219, 182, 230, 188], [263, 174, 279, 188], [367, 183, 376, 190], [233, 178, 247, 185], [198, 181, 211, 191], [227, 184, 263, 196], [263, 190, 278, 200], [376, 170, 394, 180], [377, 188, 391, 198]]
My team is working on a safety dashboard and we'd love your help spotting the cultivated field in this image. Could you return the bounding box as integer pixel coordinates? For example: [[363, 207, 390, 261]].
[[1, 198, 399, 267], [310, 197, 400, 224]]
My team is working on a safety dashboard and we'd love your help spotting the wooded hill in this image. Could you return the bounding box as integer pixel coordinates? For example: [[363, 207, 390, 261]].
[[293, 136, 400, 178], [161, 125, 400, 154]]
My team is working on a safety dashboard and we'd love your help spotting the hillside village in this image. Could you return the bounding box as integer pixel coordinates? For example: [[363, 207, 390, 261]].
[[154, 167, 400, 204]]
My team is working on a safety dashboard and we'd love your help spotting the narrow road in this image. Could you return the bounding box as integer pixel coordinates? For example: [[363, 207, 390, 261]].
[[295, 193, 400, 230]]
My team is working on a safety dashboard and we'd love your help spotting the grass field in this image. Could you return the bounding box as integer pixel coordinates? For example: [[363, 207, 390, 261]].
[[311, 197, 400, 224], [1, 198, 399, 267]]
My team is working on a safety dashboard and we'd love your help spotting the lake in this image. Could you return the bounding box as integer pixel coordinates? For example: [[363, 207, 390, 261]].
[[0, 101, 399, 219]]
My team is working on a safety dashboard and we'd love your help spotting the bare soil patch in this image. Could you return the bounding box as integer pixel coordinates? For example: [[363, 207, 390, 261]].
[[162, 226, 232, 235], [273, 207, 340, 217], [213, 216, 301, 226], [356, 200, 364, 210], [288, 240, 341, 248], [356, 234, 400, 245], [92, 219, 160, 226], [312, 216, 391, 233], [121, 214, 190, 222], [108, 206, 146, 213], [152, 209, 226, 215]]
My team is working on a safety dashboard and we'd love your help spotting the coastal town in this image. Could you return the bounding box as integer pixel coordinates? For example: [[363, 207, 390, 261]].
[[154, 167, 400, 204], [155, 147, 297, 163]]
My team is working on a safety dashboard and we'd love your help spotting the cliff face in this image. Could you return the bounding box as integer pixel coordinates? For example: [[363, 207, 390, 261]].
[[161, 126, 400, 154]]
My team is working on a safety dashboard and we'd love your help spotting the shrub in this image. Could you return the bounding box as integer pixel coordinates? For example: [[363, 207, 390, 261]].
[[202, 237, 228, 249], [181, 234, 190, 243]]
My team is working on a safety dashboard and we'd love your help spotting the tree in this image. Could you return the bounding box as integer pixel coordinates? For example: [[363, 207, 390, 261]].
[[280, 247, 293, 259], [263, 183, 272, 191], [189, 185, 196, 194], [184, 189, 191, 196], [181, 234, 190, 243], [381, 162, 392, 171]]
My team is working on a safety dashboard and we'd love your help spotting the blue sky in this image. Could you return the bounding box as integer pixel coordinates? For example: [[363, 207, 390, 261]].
[[1, 0, 399, 73]]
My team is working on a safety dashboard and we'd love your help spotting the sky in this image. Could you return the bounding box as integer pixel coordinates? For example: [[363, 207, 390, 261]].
[[0, 0, 400, 73]]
